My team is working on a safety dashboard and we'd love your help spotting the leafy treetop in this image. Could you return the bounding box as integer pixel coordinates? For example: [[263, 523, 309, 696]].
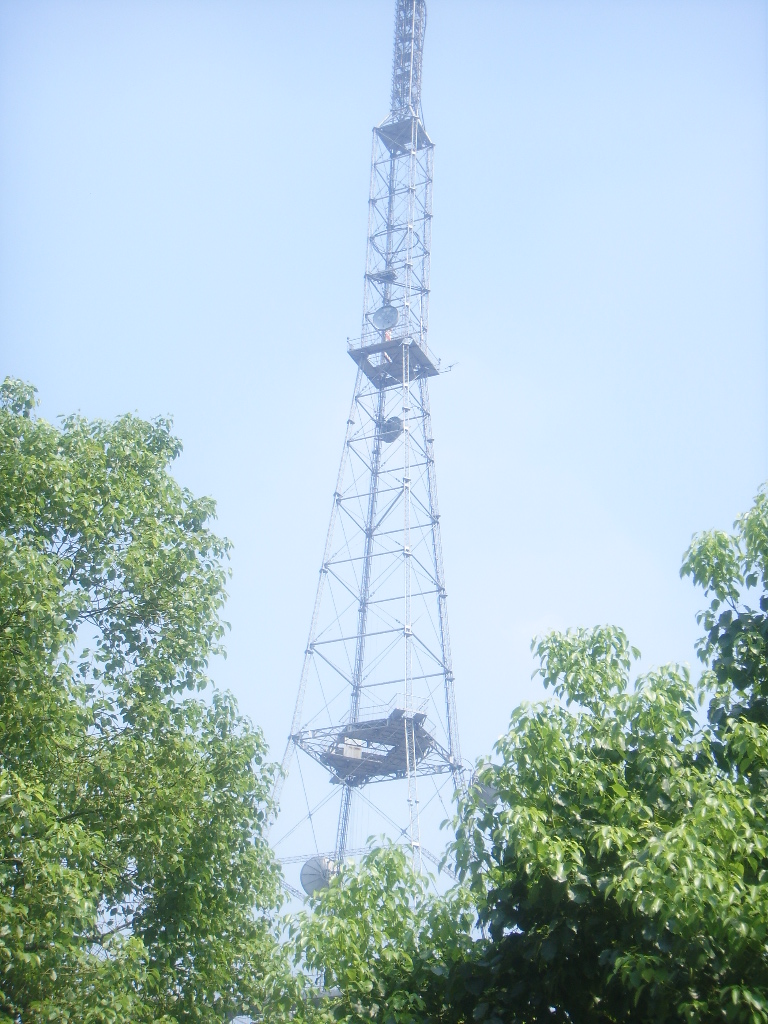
[[0, 379, 288, 1024]]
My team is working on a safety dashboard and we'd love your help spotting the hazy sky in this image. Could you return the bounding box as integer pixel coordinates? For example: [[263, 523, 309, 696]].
[[1, 0, 766, 770]]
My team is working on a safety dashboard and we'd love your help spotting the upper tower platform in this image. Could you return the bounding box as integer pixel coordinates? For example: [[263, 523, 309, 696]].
[[348, 335, 438, 390]]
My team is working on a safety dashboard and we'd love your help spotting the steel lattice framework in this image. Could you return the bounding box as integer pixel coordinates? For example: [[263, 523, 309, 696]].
[[274, 0, 461, 884]]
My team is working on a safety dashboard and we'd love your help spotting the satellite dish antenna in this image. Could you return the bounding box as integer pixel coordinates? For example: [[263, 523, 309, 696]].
[[380, 416, 403, 443], [471, 770, 500, 810], [474, 782, 499, 808], [300, 855, 335, 896], [372, 304, 398, 331]]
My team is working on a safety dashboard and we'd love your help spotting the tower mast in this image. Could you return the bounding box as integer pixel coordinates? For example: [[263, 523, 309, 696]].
[[275, 0, 462, 886]]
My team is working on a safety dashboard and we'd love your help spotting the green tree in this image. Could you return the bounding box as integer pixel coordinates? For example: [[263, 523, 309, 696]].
[[291, 845, 474, 1024], [681, 487, 768, 748], [453, 631, 767, 1022], [446, 493, 768, 1023], [0, 379, 287, 1023]]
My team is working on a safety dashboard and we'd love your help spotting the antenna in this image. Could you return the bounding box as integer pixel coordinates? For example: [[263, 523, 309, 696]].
[[273, 0, 462, 893]]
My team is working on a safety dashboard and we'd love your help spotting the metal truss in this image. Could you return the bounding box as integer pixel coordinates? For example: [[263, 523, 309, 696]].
[[275, 0, 462, 882]]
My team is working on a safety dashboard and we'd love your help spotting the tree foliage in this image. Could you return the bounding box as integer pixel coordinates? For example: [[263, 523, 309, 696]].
[[681, 488, 768, 746], [443, 490, 768, 1023], [454, 631, 768, 1022], [0, 379, 285, 1023], [291, 845, 474, 1024]]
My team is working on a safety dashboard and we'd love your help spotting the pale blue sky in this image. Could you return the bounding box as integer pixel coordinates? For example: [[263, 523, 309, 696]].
[[1, 0, 766, 767]]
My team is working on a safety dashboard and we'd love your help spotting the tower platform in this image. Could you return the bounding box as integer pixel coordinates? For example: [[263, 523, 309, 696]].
[[348, 337, 439, 390], [375, 116, 433, 154], [293, 707, 454, 787]]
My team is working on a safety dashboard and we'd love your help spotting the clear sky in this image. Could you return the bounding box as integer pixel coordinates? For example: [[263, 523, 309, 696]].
[[1, 0, 766, 771]]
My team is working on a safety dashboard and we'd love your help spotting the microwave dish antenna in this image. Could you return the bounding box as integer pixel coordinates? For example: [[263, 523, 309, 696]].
[[372, 304, 399, 331], [300, 855, 336, 896]]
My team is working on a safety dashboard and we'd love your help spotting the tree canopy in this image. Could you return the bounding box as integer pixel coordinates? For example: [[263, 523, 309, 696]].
[[0, 379, 285, 1023], [291, 844, 474, 1024], [453, 625, 767, 1022]]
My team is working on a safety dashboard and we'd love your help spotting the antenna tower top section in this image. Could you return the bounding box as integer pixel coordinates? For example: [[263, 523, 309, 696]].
[[390, 0, 427, 120]]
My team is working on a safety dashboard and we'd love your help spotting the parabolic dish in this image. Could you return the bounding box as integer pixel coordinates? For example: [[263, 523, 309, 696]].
[[470, 770, 500, 809], [300, 855, 334, 896], [380, 416, 403, 443], [372, 304, 399, 331]]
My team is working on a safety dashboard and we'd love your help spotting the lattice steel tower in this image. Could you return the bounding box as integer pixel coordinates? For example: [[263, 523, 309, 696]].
[[274, 0, 462, 893]]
